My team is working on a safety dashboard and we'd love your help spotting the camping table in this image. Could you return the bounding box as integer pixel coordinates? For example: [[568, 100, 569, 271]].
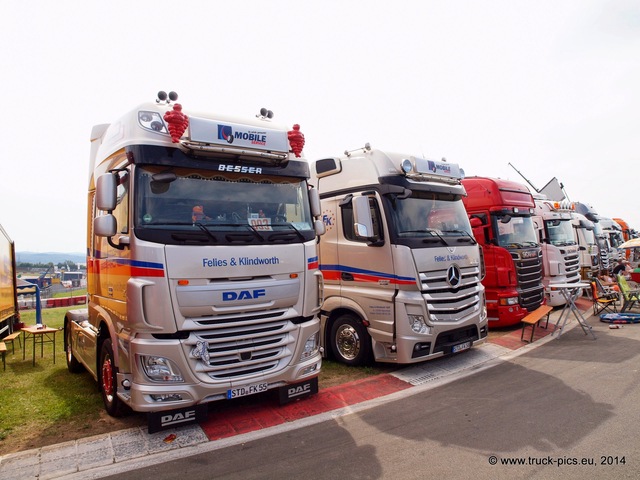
[[21, 325, 59, 366], [550, 282, 596, 339]]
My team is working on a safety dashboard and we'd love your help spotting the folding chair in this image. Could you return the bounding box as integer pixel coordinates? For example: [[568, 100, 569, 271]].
[[594, 277, 618, 297], [591, 281, 618, 315], [617, 275, 640, 312]]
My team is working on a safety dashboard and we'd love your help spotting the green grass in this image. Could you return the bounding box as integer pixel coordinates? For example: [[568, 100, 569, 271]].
[[0, 306, 110, 452]]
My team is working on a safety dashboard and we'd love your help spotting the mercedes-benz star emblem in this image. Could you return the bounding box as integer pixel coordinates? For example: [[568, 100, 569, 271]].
[[447, 265, 461, 288]]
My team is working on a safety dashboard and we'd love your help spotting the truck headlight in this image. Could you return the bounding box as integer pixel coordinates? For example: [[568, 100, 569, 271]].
[[140, 355, 184, 383], [499, 297, 519, 306], [408, 314, 431, 334], [300, 332, 319, 360]]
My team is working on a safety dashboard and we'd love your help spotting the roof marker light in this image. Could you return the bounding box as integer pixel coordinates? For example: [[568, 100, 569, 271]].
[[401, 158, 413, 173]]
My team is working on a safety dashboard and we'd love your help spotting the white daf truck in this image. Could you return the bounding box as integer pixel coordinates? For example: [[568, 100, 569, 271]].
[[312, 144, 487, 366], [531, 196, 581, 306], [65, 92, 325, 432]]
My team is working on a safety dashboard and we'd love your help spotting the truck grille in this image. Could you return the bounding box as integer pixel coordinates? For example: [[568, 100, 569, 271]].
[[419, 265, 483, 322], [512, 250, 544, 312], [562, 249, 581, 281], [184, 310, 296, 380], [598, 248, 610, 271]]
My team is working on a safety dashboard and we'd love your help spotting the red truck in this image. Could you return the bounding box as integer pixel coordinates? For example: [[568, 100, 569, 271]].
[[462, 177, 544, 328]]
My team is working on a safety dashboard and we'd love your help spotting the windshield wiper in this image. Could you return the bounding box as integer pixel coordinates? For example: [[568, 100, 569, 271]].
[[229, 223, 265, 242], [442, 230, 477, 245], [194, 222, 218, 242], [421, 229, 446, 244], [268, 223, 305, 242]]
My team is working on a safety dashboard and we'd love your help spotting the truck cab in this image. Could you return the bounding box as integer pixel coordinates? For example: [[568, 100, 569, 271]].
[[462, 177, 544, 328], [574, 201, 610, 273], [313, 145, 487, 365], [571, 212, 599, 281], [65, 94, 325, 430], [531, 197, 581, 306]]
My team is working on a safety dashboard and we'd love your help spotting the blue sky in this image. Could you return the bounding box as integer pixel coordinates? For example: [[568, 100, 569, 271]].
[[1, 0, 639, 252]]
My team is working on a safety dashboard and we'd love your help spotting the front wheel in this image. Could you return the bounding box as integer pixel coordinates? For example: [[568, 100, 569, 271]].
[[330, 314, 372, 366], [99, 339, 126, 417]]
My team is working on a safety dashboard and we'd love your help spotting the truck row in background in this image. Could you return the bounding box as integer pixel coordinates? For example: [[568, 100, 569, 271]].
[[1, 92, 636, 433]]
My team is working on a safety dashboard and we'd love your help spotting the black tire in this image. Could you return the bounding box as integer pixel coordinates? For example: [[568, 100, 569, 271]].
[[65, 325, 84, 373], [99, 339, 126, 417], [330, 314, 372, 366]]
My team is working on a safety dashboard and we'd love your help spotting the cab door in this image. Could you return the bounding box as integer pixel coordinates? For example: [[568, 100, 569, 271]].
[[338, 193, 396, 342]]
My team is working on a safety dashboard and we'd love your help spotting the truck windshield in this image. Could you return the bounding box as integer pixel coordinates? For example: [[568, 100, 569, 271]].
[[390, 192, 473, 240], [494, 215, 538, 248], [608, 232, 623, 248], [545, 219, 577, 246], [134, 165, 315, 245]]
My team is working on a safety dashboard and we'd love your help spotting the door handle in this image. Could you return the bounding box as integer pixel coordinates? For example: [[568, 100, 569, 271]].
[[341, 272, 354, 281]]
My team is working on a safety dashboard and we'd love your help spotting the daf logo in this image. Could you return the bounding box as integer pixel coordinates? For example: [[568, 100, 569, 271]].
[[222, 289, 266, 301], [160, 410, 196, 427], [446, 264, 462, 288]]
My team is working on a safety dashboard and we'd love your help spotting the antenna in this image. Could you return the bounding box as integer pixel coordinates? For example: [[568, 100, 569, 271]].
[[508, 162, 539, 192]]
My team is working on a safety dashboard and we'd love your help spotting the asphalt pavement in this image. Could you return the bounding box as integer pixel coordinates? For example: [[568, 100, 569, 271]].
[[0, 298, 604, 480]]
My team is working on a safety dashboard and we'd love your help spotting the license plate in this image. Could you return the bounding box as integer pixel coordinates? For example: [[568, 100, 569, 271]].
[[452, 341, 471, 353], [227, 382, 268, 399]]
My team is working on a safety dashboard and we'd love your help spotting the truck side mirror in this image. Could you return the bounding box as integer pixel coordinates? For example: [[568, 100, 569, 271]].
[[314, 219, 326, 236], [309, 187, 321, 218], [470, 217, 483, 228], [96, 173, 118, 211], [95, 172, 128, 250], [352, 195, 374, 238], [94, 214, 117, 237]]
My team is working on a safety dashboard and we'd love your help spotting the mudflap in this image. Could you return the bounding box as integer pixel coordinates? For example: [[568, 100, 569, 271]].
[[278, 377, 319, 405], [147, 404, 208, 434]]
